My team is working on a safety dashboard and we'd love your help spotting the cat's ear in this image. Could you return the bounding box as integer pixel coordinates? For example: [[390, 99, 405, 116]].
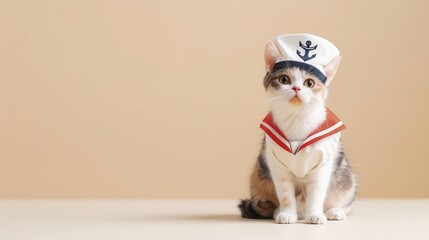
[[323, 56, 341, 86], [264, 41, 284, 73]]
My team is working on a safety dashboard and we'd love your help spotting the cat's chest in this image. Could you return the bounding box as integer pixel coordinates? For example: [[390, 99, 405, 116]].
[[289, 140, 304, 154], [265, 133, 340, 177], [260, 108, 345, 177]]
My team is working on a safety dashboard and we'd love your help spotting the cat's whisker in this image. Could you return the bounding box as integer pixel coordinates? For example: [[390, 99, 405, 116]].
[[266, 90, 294, 104]]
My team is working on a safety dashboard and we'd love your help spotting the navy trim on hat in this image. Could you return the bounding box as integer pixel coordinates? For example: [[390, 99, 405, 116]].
[[272, 60, 327, 83]]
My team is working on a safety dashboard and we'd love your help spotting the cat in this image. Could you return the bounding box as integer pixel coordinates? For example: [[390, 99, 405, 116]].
[[239, 34, 357, 224]]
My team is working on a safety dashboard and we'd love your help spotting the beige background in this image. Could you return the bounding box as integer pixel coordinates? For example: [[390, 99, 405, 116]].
[[0, 0, 428, 199]]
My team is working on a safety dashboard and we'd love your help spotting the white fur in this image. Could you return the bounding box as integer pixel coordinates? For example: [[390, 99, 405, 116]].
[[325, 208, 346, 220], [266, 70, 327, 141], [265, 133, 341, 224], [264, 69, 344, 224], [274, 208, 298, 224]]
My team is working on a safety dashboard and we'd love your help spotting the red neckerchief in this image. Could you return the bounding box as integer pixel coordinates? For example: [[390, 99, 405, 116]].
[[260, 108, 345, 155]]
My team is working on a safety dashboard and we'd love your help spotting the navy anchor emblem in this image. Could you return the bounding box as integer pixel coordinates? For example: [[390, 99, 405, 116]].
[[296, 40, 318, 61]]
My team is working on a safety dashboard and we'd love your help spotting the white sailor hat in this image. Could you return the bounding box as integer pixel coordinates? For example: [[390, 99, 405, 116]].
[[272, 33, 340, 84]]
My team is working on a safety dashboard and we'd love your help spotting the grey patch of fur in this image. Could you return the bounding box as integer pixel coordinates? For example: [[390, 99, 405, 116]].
[[330, 145, 355, 193], [263, 72, 280, 89]]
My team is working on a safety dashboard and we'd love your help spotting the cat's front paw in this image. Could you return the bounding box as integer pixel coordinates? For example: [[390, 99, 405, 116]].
[[325, 208, 346, 221], [305, 212, 327, 224], [274, 211, 297, 224]]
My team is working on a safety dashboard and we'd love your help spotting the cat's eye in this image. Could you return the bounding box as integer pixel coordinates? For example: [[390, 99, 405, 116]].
[[303, 79, 315, 88], [278, 75, 291, 85]]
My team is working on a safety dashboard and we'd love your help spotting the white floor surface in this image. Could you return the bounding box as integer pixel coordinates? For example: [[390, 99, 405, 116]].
[[0, 199, 428, 240]]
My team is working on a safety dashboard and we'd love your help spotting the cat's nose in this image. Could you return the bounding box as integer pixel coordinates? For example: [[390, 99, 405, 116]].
[[292, 86, 301, 92]]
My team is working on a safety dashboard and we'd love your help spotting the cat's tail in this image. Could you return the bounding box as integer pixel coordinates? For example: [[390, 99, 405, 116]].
[[238, 199, 276, 219]]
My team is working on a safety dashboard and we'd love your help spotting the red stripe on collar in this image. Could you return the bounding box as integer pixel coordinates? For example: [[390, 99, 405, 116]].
[[260, 122, 293, 154], [260, 108, 345, 154]]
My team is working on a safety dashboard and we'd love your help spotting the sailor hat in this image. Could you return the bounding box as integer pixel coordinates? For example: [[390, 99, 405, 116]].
[[272, 33, 340, 84]]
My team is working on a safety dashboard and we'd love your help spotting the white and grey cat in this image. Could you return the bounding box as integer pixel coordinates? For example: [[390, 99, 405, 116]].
[[239, 41, 357, 224]]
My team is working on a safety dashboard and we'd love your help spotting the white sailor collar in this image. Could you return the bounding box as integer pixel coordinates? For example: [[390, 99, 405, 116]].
[[260, 108, 345, 155]]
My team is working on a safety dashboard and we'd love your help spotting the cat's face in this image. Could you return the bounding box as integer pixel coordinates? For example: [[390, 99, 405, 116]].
[[264, 68, 327, 109], [263, 41, 340, 113]]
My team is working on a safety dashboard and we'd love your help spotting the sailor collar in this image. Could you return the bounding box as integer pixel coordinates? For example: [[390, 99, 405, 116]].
[[260, 108, 345, 155]]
